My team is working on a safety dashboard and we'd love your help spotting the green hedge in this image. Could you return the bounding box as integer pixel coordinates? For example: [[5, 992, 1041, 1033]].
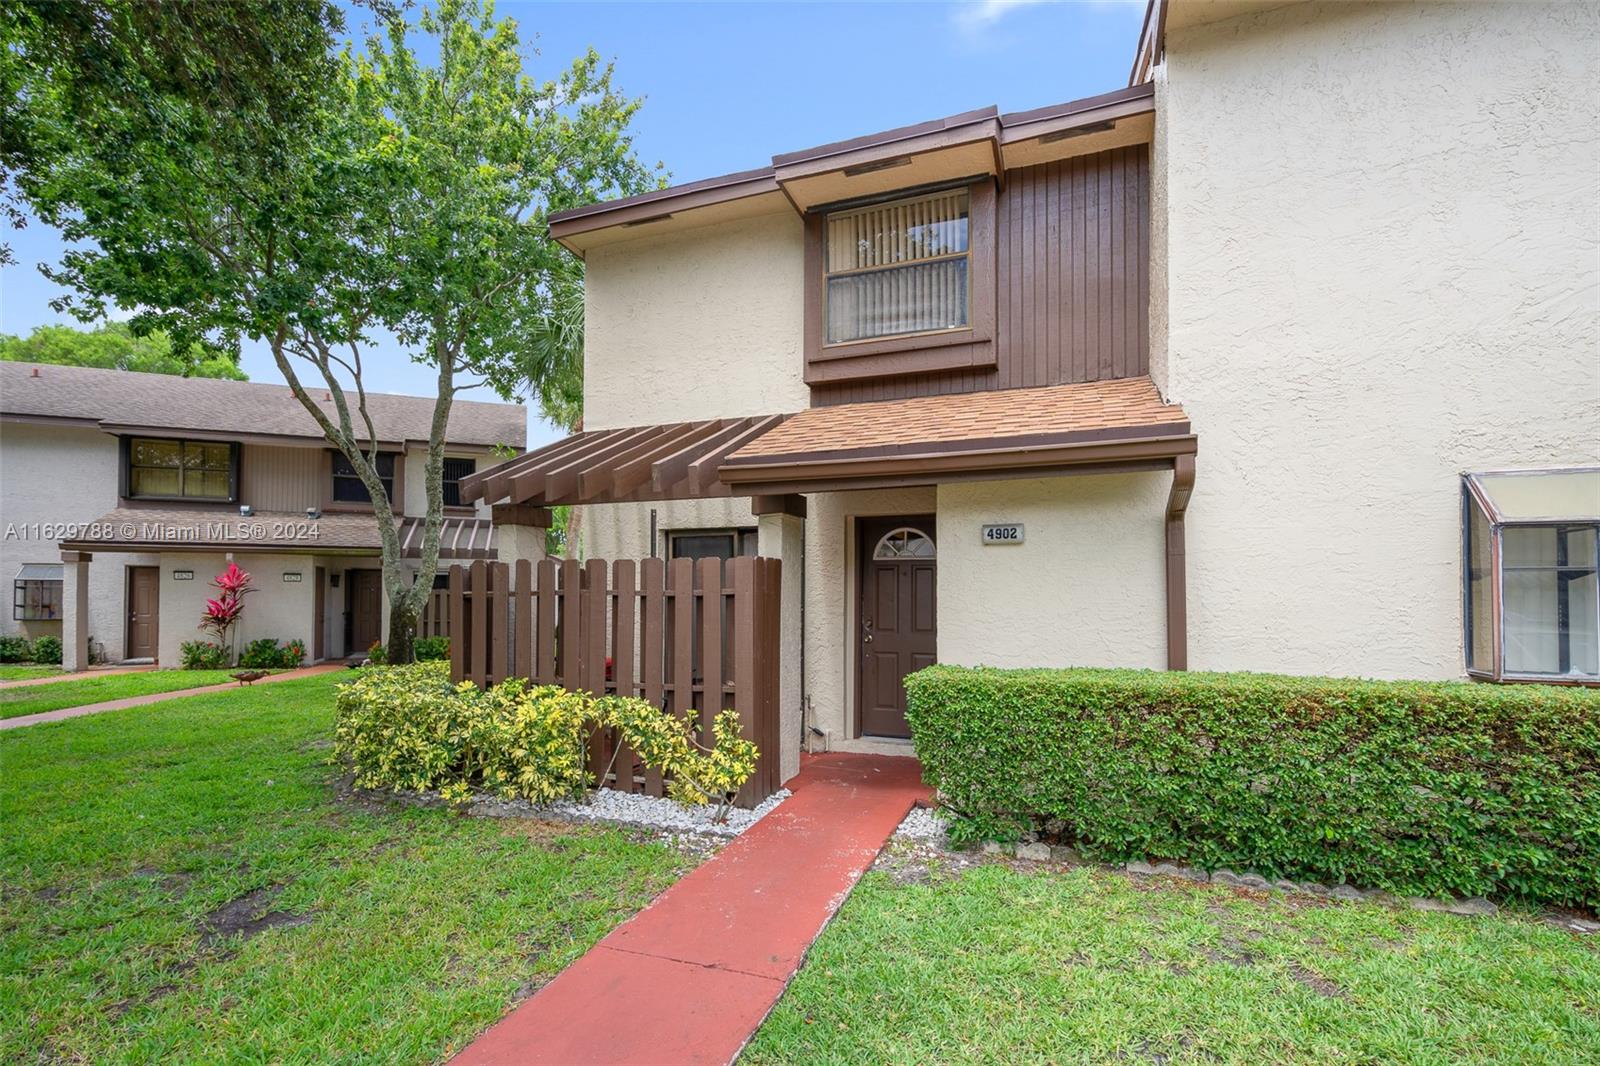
[[905, 666, 1600, 907]]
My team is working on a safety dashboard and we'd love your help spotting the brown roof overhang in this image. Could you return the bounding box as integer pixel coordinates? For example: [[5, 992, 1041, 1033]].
[[458, 414, 791, 508], [59, 507, 499, 560], [719, 377, 1194, 494], [718, 428, 1196, 496], [546, 87, 1156, 249]]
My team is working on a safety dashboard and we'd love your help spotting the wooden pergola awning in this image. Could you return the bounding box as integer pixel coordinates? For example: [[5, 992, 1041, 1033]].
[[458, 414, 789, 508]]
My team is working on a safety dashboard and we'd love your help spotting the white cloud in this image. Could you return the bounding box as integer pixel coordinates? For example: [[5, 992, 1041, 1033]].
[[951, 0, 1047, 34]]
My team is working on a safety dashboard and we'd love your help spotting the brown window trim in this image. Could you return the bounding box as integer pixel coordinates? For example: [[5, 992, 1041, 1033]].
[[119, 435, 241, 504], [803, 178, 997, 386], [321, 448, 406, 516]]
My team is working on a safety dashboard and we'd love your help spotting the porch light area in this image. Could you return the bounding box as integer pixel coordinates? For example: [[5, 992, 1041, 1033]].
[[1463, 467, 1600, 685]]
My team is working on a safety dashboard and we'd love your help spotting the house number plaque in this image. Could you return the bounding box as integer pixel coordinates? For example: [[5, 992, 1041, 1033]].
[[980, 523, 1025, 545]]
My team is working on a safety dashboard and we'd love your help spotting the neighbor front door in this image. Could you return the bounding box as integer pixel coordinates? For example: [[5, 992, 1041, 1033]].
[[349, 569, 383, 656], [126, 566, 160, 661], [313, 566, 326, 661], [857, 516, 937, 739]]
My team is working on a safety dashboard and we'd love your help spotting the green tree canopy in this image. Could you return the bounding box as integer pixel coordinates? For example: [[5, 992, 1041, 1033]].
[[3, 0, 659, 660], [0, 323, 246, 378]]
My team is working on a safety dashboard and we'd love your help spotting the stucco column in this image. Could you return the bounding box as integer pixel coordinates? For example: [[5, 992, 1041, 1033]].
[[491, 504, 551, 564], [754, 495, 805, 785], [60, 550, 91, 673]]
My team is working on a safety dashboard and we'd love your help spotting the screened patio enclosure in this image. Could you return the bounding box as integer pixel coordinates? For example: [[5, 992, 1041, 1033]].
[[1463, 467, 1600, 685]]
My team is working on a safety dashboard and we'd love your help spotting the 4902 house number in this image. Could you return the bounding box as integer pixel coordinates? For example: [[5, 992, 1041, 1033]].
[[980, 523, 1025, 545]]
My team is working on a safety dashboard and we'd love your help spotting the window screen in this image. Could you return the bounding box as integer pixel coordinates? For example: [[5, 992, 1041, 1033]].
[[825, 189, 970, 344]]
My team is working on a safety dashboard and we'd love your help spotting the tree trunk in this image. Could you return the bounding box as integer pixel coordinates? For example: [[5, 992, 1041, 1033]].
[[386, 599, 418, 666]]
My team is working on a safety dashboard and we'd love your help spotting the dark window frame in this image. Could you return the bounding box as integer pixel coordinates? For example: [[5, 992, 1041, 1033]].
[[120, 436, 240, 503], [441, 456, 478, 510], [803, 177, 997, 387], [666, 527, 759, 562], [13, 578, 63, 621], [326, 450, 399, 510]]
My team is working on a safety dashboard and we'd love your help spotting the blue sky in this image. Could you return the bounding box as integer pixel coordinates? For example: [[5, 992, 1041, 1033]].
[[0, 0, 1145, 446]]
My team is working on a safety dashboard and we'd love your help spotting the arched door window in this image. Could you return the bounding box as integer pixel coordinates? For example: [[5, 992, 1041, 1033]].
[[873, 527, 936, 561]]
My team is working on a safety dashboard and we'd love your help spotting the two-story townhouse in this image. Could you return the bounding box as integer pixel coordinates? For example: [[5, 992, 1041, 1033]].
[[459, 0, 1599, 784], [1, 361, 527, 669]]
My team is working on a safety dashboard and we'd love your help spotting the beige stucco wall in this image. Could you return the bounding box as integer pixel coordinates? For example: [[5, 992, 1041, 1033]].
[[580, 497, 757, 561], [156, 552, 319, 667], [1160, 0, 1600, 679], [937, 474, 1168, 671], [0, 422, 158, 656], [582, 210, 810, 430]]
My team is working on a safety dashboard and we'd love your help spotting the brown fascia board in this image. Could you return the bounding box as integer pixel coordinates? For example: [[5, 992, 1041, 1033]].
[[546, 87, 1153, 243], [1129, 0, 1164, 85], [770, 106, 1001, 177], [998, 83, 1155, 142], [720, 428, 1197, 489], [95, 422, 388, 448], [547, 167, 780, 242], [0, 412, 103, 429]]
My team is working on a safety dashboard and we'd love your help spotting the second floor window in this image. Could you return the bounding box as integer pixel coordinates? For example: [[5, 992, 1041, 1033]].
[[442, 456, 476, 508], [825, 188, 970, 344], [331, 451, 396, 504], [126, 437, 236, 500]]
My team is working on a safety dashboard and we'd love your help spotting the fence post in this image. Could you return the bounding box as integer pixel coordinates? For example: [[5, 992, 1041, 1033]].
[[612, 559, 638, 793], [640, 557, 666, 797], [469, 559, 488, 686], [536, 558, 557, 684], [582, 558, 610, 784], [696, 558, 722, 746], [514, 558, 532, 681], [448, 564, 465, 683], [491, 561, 510, 685]]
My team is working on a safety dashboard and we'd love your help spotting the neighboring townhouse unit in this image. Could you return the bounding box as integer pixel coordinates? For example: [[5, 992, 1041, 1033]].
[[462, 0, 1599, 780], [0, 361, 525, 669]]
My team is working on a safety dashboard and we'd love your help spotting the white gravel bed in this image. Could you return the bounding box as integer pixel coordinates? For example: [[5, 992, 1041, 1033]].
[[894, 805, 951, 843], [465, 786, 792, 838]]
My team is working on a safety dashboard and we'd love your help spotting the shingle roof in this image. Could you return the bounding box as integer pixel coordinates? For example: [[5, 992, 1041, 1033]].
[[60, 506, 497, 559], [727, 377, 1188, 462], [0, 361, 525, 448]]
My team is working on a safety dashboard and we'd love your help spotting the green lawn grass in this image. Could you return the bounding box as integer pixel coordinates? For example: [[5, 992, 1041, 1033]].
[[0, 669, 242, 718], [0, 673, 692, 1063], [746, 847, 1600, 1065], [0, 664, 63, 681]]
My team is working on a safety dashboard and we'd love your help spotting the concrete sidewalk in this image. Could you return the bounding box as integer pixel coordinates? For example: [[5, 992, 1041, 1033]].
[[450, 752, 930, 1066], [0, 663, 345, 730], [0, 664, 155, 690]]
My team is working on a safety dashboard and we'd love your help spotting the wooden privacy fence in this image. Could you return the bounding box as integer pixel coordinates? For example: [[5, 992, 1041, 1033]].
[[447, 556, 782, 806], [418, 588, 450, 639]]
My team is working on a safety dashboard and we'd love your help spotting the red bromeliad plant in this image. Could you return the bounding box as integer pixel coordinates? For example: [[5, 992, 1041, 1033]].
[[199, 563, 255, 663]]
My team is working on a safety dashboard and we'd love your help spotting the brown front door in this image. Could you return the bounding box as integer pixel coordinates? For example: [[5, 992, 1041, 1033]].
[[857, 516, 937, 739], [313, 566, 326, 661], [348, 569, 383, 655], [126, 566, 160, 661]]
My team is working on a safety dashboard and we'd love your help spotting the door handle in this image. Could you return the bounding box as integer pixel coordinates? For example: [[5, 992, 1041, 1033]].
[[863, 633, 873, 643]]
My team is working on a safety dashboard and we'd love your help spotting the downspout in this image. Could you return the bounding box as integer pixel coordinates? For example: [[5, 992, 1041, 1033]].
[[1165, 453, 1195, 671]]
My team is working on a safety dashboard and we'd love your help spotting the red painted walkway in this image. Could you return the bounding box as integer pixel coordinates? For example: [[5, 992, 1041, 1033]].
[[451, 753, 931, 1066], [0, 663, 345, 730]]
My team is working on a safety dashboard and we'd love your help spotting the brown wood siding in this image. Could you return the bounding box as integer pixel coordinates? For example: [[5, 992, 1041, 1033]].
[[810, 144, 1149, 406], [239, 445, 323, 512]]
